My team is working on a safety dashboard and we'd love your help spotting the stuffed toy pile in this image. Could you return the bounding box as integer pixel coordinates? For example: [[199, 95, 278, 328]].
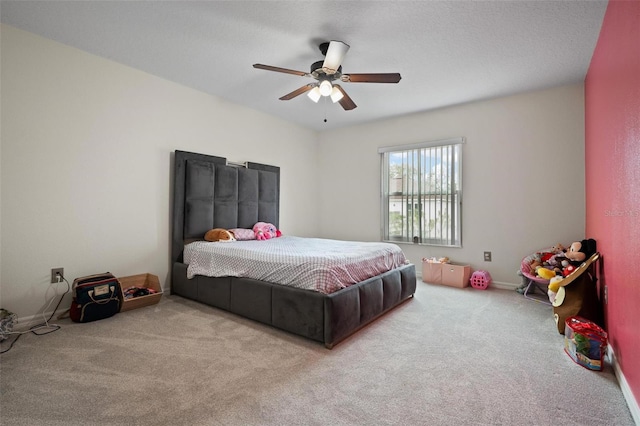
[[203, 222, 282, 242], [546, 238, 597, 304]]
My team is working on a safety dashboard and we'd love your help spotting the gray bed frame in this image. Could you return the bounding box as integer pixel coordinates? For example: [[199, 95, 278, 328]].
[[171, 150, 416, 348]]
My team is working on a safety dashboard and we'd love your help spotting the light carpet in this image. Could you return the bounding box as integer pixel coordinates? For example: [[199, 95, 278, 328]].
[[0, 281, 635, 425]]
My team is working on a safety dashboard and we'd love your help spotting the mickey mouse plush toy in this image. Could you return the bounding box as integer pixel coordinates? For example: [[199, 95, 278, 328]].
[[565, 238, 597, 266]]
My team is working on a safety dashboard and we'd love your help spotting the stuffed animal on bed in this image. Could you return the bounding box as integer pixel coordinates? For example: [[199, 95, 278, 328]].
[[204, 228, 236, 242], [253, 222, 280, 240]]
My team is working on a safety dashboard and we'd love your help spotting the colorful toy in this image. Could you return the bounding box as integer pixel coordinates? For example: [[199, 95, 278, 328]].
[[563, 264, 577, 277], [565, 239, 597, 265], [253, 222, 280, 240], [547, 275, 564, 303], [548, 276, 563, 293], [204, 228, 236, 242], [551, 251, 602, 334], [564, 316, 607, 371], [536, 267, 556, 280]]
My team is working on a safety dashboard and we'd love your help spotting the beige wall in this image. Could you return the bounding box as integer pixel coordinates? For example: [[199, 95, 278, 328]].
[[0, 25, 319, 322], [317, 85, 586, 287]]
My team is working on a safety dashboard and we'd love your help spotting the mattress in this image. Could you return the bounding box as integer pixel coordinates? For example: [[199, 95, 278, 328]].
[[184, 236, 408, 294]]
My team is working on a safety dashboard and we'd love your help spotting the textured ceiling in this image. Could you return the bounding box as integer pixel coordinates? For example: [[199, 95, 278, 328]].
[[1, 1, 608, 132]]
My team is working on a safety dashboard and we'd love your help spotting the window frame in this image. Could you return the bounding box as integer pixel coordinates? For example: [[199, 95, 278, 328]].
[[379, 137, 464, 247]]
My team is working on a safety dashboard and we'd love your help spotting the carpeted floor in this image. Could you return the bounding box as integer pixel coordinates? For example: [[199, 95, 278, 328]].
[[0, 281, 635, 425]]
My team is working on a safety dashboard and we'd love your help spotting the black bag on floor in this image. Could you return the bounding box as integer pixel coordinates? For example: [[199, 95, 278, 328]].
[[70, 273, 122, 323]]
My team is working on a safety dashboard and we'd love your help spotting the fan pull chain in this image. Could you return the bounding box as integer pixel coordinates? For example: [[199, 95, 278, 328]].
[[323, 96, 328, 123]]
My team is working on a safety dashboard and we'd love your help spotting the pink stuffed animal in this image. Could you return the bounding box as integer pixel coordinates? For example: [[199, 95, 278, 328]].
[[253, 222, 279, 240]]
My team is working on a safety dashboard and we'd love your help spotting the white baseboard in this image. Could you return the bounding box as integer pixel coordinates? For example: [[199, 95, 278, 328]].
[[490, 281, 519, 290], [416, 272, 518, 291], [608, 345, 640, 425], [14, 311, 66, 332], [417, 269, 638, 424]]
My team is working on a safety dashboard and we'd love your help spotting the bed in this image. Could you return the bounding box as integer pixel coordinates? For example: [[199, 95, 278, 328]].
[[171, 150, 416, 348]]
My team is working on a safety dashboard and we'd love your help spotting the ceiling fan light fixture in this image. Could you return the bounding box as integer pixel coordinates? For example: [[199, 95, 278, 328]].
[[319, 80, 333, 96], [254, 40, 398, 112], [330, 86, 344, 103], [307, 86, 321, 102], [322, 41, 350, 75]]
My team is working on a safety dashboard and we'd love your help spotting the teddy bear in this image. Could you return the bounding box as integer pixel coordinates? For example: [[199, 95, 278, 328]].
[[204, 228, 236, 242], [539, 244, 565, 263], [253, 222, 280, 240]]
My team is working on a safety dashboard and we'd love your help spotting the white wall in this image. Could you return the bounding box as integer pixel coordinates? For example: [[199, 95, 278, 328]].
[[1, 24, 588, 324], [0, 25, 319, 323], [316, 85, 586, 287]]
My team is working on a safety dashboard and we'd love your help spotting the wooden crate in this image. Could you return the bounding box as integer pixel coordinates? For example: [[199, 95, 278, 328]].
[[118, 273, 162, 312]]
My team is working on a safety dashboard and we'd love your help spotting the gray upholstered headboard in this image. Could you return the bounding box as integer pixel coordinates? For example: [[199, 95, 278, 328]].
[[171, 150, 280, 264]]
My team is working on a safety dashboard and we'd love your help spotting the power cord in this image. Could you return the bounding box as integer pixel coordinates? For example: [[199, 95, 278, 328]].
[[0, 273, 71, 354]]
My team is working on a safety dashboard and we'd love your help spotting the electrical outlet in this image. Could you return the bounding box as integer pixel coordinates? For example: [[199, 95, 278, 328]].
[[51, 268, 64, 283], [483, 251, 492, 262], [603, 285, 608, 304]]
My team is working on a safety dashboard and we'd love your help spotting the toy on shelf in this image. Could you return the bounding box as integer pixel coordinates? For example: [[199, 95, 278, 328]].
[[565, 239, 597, 265], [550, 251, 602, 333], [518, 240, 597, 305]]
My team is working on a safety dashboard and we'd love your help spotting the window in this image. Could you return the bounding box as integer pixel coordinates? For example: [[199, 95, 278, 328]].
[[379, 138, 463, 247]]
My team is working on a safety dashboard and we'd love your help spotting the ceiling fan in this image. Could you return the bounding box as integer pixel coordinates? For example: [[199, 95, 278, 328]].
[[253, 40, 401, 111]]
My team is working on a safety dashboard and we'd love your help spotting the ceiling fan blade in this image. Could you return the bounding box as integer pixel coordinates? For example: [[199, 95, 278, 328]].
[[342, 73, 402, 83], [333, 84, 357, 110], [279, 84, 315, 100], [253, 64, 309, 77], [322, 41, 350, 75]]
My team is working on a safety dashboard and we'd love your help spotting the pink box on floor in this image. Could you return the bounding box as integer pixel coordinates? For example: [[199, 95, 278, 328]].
[[422, 261, 442, 284], [440, 263, 471, 288]]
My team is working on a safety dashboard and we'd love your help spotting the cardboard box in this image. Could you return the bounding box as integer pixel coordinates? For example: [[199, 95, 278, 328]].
[[118, 273, 163, 312], [422, 261, 442, 284], [440, 263, 471, 288]]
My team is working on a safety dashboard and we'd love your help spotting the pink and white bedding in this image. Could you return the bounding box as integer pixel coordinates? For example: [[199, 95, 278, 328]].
[[184, 236, 408, 294]]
